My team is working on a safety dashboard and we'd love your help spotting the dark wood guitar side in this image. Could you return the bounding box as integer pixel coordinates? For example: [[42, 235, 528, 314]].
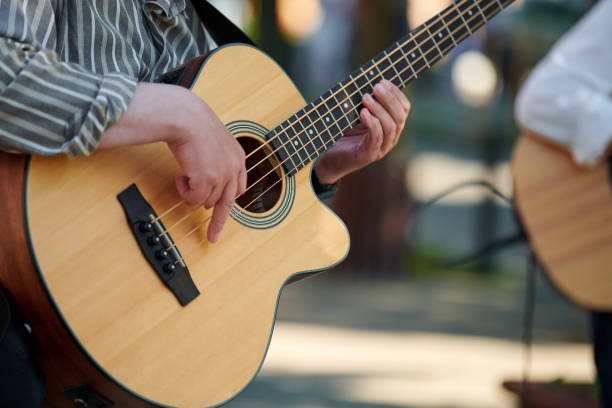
[[0, 153, 151, 407]]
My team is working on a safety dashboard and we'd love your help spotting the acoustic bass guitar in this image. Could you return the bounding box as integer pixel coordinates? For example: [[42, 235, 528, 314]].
[[513, 131, 612, 311], [0, 1, 515, 406]]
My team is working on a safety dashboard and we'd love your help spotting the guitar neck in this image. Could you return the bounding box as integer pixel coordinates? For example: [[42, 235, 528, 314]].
[[268, 0, 514, 175]]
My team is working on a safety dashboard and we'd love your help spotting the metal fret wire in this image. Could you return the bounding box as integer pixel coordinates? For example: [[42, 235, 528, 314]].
[[237, 0, 507, 207], [171, 0, 512, 256], [242, 0, 505, 184], [242, 0, 503, 166], [154, 0, 490, 225]]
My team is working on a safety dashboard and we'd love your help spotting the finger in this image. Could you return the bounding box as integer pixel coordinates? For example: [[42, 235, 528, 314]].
[[237, 167, 247, 198], [389, 82, 411, 115], [388, 83, 411, 133], [374, 80, 409, 127], [207, 178, 237, 243], [358, 108, 383, 161], [175, 175, 212, 205], [204, 181, 224, 209], [364, 91, 396, 154], [341, 122, 367, 137]]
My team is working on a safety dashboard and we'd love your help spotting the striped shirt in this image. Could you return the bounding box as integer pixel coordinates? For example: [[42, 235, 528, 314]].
[[0, 0, 210, 157]]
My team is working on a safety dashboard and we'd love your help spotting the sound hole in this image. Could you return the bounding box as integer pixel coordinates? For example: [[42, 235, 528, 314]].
[[236, 137, 283, 213]]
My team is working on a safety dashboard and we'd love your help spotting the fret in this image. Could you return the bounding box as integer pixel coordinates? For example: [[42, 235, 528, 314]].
[[337, 80, 360, 123], [269, 127, 298, 173], [475, 0, 489, 23], [353, 67, 374, 96], [361, 61, 379, 89], [410, 32, 430, 68], [382, 50, 403, 87], [426, 16, 453, 56], [457, 0, 484, 32], [445, 3, 469, 40], [424, 24, 444, 60], [283, 118, 303, 158], [283, 119, 309, 166], [329, 85, 352, 132], [284, 124, 304, 171], [474, 1, 488, 23], [267, 0, 518, 175], [345, 75, 364, 110], [302, 110, 327, 152], [479, 0, 503, 17], [309, 98, 335, 148], [480, 0, 511, 29], [373, 54, 390, 82], [452, 2, 472, 35], [285, 124, 305, 172], [371, 58, 385, 82], [321, 90, 344, 137], [291, 116, 316, 159], [406, 33, 427, 74], [395, 41, 418, 80], [439, 13, 457, 47]]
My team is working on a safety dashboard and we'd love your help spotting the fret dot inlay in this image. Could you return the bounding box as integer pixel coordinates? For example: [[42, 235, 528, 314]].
[[270, 0, 513, 177]]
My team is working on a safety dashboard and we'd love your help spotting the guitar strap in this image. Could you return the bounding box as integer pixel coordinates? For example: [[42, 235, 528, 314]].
[[189, 1, 256, 47]]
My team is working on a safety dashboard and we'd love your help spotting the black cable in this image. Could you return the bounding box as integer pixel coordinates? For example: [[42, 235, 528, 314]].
[[407, 179, 538, 405], [520, 250, 538, 407], [406, 180, 526, 268]]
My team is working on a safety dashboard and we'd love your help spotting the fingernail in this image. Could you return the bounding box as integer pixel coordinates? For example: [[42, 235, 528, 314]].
[[210, 232, 219, 243]]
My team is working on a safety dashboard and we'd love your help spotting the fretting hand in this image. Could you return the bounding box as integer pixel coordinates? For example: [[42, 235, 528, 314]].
[[314, 80, 411, 185]]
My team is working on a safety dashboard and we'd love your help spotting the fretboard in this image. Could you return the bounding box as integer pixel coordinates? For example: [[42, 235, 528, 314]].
[[268, 0, 514, 175]]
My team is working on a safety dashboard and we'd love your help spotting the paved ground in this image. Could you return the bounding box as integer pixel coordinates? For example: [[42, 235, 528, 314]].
[[226, 272, 594, 408]]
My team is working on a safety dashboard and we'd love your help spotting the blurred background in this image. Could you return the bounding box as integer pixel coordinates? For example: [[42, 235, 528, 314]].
[[209, 0, 599, 407]]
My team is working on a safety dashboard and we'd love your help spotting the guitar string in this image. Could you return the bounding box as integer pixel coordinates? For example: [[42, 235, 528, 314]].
[[154, 0, 498, 226], [225, 0, 502, 217], [245, 0, 508, 174], [167, 1, 508, 259], [155, 0, 502, 235], [159, 0, 503, 242], [241, 0, 497, 162], [214, 0, 505, 211]]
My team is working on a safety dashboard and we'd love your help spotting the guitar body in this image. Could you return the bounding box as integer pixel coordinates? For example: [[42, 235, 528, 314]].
[[0, 0, 520, 402], [0, 44, 349, 407], [512, 132, 612, 311]]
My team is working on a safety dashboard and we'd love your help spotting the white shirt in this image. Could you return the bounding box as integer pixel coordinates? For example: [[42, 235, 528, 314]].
[[515, 0, 612, 166]]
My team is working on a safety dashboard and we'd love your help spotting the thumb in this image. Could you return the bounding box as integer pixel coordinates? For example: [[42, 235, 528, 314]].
[[175, 175, 207, 204]]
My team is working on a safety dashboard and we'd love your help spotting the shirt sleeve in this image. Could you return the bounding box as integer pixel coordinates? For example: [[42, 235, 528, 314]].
[[0, 38, 137, 157], [0, 2, 137, 157], [514, 0, 612, 166]]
